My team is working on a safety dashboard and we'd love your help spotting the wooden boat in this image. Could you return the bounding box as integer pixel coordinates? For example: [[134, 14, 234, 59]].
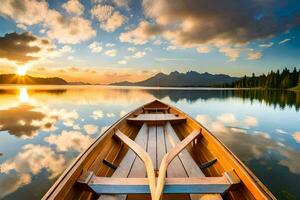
[[43, 100, 276, 200]]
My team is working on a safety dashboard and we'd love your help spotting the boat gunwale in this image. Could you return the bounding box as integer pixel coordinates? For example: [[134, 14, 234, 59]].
[[42, 99, 276, 200]]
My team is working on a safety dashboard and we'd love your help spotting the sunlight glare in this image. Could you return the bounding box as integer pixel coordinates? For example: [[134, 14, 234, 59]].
[[19, 87, 29, 102], [17, 67, 27, 76]]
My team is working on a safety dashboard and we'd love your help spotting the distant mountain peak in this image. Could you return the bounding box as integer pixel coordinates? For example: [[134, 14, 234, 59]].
[[170, 70, 180, 75], [155, 72, 167, 77], [111, 70, 240, 87]]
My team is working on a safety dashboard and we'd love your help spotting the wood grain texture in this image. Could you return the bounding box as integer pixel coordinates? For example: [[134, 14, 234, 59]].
[[155, 129, 200, 199], [115, 129, 156, 199]]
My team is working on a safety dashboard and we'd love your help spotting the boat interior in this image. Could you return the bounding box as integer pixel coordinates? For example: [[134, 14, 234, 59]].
[[43, 100, 275, 200]]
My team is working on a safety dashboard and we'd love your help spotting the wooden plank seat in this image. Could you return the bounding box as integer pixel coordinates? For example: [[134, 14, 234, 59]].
[[143, 106, 170, 113], [80, 176, 238, 195], [127, 114, 186, 125], [77, 123, 240, 199]]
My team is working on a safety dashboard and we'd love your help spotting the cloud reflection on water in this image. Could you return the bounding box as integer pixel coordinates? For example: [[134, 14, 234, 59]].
[[196, 113, 300, 175], [0, 144, 66, 198], [44, 130, 93, 152]]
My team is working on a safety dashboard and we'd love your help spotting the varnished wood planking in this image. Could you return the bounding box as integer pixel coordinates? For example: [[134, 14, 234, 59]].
[[99, 123, 148, 200], [165, 122, 222, 200], [148, 126, 157, 170], [156, 126, 166, 169], [164, 124, 189, 200]]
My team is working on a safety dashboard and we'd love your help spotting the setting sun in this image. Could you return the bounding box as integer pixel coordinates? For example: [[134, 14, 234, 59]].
[[17, 67, 27, 76]]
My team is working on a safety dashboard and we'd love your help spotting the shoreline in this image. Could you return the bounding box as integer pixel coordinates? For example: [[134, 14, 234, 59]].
[[0, 84, 299, 91]]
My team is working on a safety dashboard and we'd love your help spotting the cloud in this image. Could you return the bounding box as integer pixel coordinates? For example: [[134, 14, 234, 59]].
[[106, 112, 115, 117], [60, 110, 79, 127], [166, 45, 177, 51], [196, 46, 211, 53], [0, 0, 48, 25], [84, 124, 98, 135], [145, 47, 152, 52], [293, 132, 300, 143], [45, 9, 96, 44], [211, 121, 228, 133], [242, 116, 258, 128], [276, 129, 288, 134], [143, 0, 299, 45], [219, 47, 240, 61], [118, 60, 127, 64], [0, 173, 31, 199], [259, 42, 274, 48], [105, 43, 115, 47], [120, 21, 161, 44], [114, 0, 131, 9], [62, 0, 84, 16], [132, 51, 146, 59], [0, 1, 95, 45], [33, 106, 79, 129], [44, 130, 93, 152], [153, 39, 162, 45], [119, 0, 300, 58], [16, 23, 27, 30], [92, 110, 104, 120], [0, 144, 65, 179], [195, 114, 211, 126], [91, 4, 113, 22], [59, 45, 74, 53], [128, 47, 137, 52], [91, 0, 131, 9], [279, 38, 291, 45], [0, 104, 48, 138], [89, 41, 103, 53], [120, 110, 127, 117], [197, 113, 300, 175], [102, 11, 126, 32], [104, 49, 117, 57], [247, 51, 262, 60], [91, 5, 125, 32], [217, 113, 237, 124], [0, 32, 52, 64]]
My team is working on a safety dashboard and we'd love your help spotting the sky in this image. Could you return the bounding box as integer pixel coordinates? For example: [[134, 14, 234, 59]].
[[0, 0, 300, 84]]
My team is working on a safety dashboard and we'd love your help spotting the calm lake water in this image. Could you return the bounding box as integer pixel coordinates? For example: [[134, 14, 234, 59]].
[[0, 86, 300, 200]]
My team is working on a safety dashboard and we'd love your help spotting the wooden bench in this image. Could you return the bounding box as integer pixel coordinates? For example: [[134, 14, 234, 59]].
[[143, 107, 170, 113], [127, 114, 186, 125]]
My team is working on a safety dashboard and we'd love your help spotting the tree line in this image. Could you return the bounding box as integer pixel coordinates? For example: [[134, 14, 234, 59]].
[[224, 68, 300, 89]]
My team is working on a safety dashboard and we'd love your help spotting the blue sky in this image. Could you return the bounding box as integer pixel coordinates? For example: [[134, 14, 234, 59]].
[[0, 0, 300, 83]]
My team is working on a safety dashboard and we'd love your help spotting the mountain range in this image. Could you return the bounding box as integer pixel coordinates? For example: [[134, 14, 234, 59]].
[[0, 74, 68, 85], [111, 71, 240, 87], [0, 71, 240, 86]]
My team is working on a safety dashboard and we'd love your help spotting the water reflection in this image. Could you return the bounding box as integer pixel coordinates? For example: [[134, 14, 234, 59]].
[[0, 104, 46, 138], [44, 131, 93, 152], [19, 88, 29, 103], [0, 86, 299, 199]]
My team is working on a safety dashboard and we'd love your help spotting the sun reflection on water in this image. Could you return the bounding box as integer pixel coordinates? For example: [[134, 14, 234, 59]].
[[19, 87, 29, 103]]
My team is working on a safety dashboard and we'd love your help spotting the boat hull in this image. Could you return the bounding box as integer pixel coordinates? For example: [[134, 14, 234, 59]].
[[43, 100, 275, 200]]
